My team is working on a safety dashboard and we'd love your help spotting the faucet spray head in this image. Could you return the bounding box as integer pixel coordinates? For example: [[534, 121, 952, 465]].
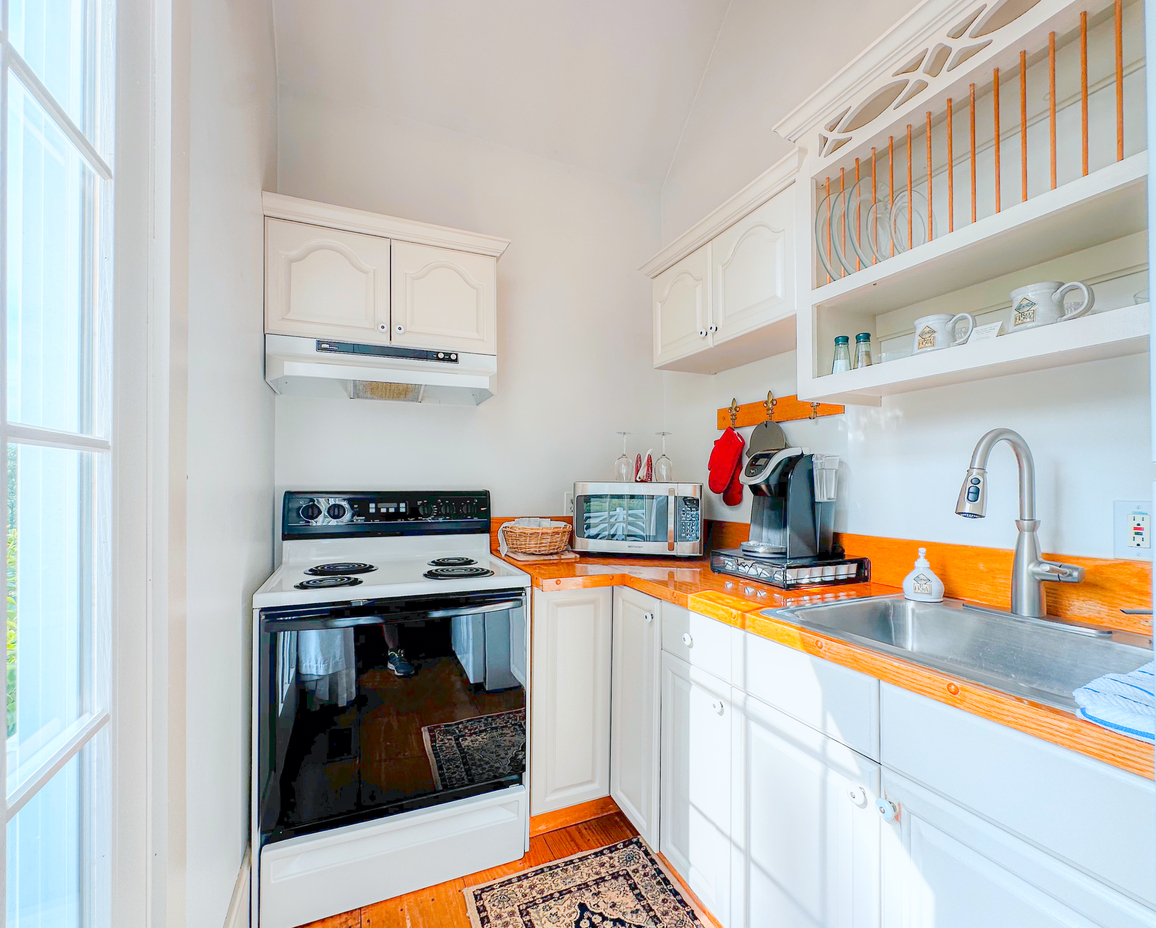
[[956, 467, 987, 519]]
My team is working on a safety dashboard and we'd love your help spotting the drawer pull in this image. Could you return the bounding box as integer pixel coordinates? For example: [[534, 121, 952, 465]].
[[875, 798, 899, 822], [848, 786, 868, 807], [682, 632, 694, 648], [711, 700, 724, 716]]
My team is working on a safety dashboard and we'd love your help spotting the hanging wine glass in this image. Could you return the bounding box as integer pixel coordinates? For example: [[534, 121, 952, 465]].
[[614, 432, 633, 482], [654, 432, 673, 482]]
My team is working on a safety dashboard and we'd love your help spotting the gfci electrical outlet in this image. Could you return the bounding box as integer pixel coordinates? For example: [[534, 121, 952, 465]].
[[1114, 500, 1152, 560], [563, 491, 575, 516]]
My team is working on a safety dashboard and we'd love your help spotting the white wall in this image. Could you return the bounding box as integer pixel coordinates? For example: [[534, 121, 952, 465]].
[[659, 0, 1152, 559], [184, 0, 277, 924], [274, 88, 665, 515]]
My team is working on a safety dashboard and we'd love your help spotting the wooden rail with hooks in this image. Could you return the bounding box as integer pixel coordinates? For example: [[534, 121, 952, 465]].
[[717, 393, 844, 430]]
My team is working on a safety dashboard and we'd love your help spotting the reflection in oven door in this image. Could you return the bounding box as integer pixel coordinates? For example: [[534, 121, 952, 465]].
[[258, 593, 527, 843]]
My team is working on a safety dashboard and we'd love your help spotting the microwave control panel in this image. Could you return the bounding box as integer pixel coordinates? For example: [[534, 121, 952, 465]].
[[676, 496, 700, 542]]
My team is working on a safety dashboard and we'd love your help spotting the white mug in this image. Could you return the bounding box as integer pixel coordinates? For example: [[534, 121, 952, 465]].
[[1009, 281, 1094, 331], [912, 312, 976, 353]]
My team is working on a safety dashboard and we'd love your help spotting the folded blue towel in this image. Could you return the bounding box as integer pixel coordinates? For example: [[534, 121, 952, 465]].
[[1073, 661, 1155, 742]]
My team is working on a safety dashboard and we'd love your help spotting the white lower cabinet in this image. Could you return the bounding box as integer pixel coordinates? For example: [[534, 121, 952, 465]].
[[733, 691, 881, 928], [530, 588, 612, 815], [880, 770, 1156, 928], [610, 588, 661, 847], [661, 652, 733, 926]]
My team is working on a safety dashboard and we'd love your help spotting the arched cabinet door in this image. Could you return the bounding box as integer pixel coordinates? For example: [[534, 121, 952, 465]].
[[264, 218, 392, 343], [653, 244, 710, 367], [390, 241, 498, 355], [710, 190, 793, 346]]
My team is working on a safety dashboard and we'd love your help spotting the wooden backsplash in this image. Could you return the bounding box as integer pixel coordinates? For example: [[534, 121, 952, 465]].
[[708, 520, 1152, 636]]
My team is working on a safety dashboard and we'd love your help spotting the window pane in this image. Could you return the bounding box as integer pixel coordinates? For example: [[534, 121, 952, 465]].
[[7, 751, 81, 927], [7, 444, 93, 789], [9, 0, 89, 132], [7, 77, 96, 436]]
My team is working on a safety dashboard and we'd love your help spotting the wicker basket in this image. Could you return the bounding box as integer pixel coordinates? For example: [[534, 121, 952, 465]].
[[500, 520, 572, 555]]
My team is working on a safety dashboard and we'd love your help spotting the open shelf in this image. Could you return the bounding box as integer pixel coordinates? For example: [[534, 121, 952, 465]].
[[801, 303, 1149, 401], [810, 152, 1147, 317]]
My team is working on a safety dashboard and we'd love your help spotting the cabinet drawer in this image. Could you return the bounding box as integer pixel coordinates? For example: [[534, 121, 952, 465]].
[[664, 605, 735, 683], [744, 632, 879, 760], [881, 683, 1156, 905]]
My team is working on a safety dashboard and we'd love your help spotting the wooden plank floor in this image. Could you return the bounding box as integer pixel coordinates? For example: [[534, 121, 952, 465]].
[[296, 811, 637, 928]]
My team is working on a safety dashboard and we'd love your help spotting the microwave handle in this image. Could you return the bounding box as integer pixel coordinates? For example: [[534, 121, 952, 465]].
[[668, 487, 676, 551]]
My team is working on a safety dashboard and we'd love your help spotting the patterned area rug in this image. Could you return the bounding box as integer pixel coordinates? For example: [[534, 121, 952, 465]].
[[421, 708, 526, 790], [464, 838, 705, 928]]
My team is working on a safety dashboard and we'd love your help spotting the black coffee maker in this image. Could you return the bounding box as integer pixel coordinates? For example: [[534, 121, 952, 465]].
[[710, 448, 869, 589]]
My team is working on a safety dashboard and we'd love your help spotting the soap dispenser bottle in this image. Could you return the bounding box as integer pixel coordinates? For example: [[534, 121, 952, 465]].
[[903, 547, 944, 602]]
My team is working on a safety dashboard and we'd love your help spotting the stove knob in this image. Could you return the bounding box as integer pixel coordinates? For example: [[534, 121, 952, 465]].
[[418, 501, 432, 518], [326, 502, 349, 521], [300, 501, 322, 522]]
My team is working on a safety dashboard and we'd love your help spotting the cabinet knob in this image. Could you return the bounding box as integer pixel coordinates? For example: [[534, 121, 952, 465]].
[[848, 786, 868, 807], [681, 632, 693, 648], [378, 323, 388, 332], [875, 798, 899, 822], [395, 324, 405, 334], [708, 324, 718, 333], [644, 612, 654, 623], [711, 700, 724, 716], [697, 329, 708, 338]]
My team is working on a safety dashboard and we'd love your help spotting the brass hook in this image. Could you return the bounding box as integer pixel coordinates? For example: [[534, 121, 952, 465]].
[[729, 398, 739, 428], [810, 402, 819, 420], [764, 390, 777, 421]]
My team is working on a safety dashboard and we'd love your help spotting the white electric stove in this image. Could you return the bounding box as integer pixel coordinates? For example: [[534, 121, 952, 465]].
[[251, 490, 530, 928]]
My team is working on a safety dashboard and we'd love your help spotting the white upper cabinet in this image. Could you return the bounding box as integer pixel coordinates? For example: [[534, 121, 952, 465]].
[[265, 218, 392, 343], [390, 240, 498, 355], [710, 191, 793, 346], [653, 244, 710, 367], [262, 192, 508, 355], [641, 151, 801, 375]]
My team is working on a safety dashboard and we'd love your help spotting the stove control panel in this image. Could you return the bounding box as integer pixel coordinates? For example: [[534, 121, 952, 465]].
[[282, 490, 491, 539]]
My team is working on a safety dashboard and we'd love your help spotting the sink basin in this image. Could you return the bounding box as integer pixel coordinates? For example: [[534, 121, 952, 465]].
[[762, 595, 1152, 712]]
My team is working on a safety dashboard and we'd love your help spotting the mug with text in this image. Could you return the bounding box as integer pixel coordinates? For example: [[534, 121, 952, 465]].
[[1009, 281, 1094, 331], [912, 312, 976, 353]]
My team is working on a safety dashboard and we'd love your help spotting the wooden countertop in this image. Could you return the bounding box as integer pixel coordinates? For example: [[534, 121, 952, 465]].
[[497, 550, 1154, 780]]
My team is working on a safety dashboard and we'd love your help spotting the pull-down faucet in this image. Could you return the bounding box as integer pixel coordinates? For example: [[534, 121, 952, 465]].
[[955, 428, 1084, 618]]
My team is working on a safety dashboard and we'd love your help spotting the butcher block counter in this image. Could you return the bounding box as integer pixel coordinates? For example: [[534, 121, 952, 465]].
[[494, 549, 1154, 780]]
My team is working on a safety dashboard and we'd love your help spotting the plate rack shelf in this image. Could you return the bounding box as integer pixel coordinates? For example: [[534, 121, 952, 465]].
[[777, 0, 1149, 403]]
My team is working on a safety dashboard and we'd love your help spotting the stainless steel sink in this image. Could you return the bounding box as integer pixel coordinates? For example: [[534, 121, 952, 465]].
[[762, 595, 1152, 712]]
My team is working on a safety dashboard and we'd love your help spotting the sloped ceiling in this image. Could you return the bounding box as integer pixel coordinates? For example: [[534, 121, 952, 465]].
[[271, 0, 733, 188]]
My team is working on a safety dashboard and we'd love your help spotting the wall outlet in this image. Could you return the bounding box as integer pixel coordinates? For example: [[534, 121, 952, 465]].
[[563, 490, 574, 516], [1114, 500, 1152, 560]]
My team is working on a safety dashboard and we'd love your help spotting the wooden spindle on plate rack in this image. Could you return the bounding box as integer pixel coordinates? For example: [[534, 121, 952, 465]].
[[993, 68, 1001, 213], [906, 123, 913, 250], [1080, 10, 1089, 176], [1116, 0, 1124, 160], [888, 136, 895, 256], [1049, 31, 1057, 189], [840, 166, 846, 277], [925, 112, 933, 241], [855, 158, 861, 270], [870, 146, 877, 264], [1020, 50, 1028, 202], [946, 99, 954, 232], [825, 176, 832, 283], [969, 83, 977, 223]]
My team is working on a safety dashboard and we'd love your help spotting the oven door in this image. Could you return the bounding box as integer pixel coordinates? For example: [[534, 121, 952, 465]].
[[256, 589, 527, 844], [572, 482, 702, 555]]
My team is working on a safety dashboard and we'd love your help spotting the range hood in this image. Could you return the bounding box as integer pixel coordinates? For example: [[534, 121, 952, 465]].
[[264, 334, 496, 405]]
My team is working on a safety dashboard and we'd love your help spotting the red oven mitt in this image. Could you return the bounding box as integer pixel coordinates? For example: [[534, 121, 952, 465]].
[[708, 427, 744, 494], [723, 460, 745, 507]]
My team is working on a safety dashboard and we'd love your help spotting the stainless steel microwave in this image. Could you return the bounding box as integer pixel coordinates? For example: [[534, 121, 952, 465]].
[[572, 482, 703, 557]]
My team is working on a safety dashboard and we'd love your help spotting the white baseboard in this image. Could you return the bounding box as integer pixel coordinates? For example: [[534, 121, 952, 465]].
[[223, 848, 251, 928]]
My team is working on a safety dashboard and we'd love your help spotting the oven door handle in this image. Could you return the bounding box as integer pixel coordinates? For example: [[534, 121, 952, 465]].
[[424, 599, 524, 619]]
